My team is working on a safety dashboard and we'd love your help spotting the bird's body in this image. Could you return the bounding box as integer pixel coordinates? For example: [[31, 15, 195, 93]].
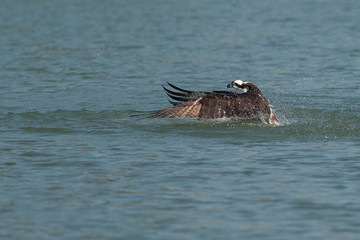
[[153, 80, 278, 125]]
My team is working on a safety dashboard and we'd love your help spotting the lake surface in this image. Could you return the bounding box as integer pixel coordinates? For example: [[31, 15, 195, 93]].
[[1, 0, 360, 239]]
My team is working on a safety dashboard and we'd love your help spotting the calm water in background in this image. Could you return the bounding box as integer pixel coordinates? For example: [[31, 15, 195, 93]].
[[1, 0, 360, 239]]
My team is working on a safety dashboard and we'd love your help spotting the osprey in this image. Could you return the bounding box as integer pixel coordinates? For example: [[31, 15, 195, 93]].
[[153, 80, 278, 125]]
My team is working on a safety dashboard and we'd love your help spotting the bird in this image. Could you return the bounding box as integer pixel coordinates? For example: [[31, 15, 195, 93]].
[[152, 80, 278, 125]]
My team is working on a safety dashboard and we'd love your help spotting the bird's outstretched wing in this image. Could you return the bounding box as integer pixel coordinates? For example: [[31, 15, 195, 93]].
[[153, 83, 240, 119]]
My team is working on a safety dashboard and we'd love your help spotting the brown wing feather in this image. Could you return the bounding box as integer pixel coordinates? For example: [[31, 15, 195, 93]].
[[198, 93, 258, 119], [153, 98, 202, 118], [154, 92, 259, 120]]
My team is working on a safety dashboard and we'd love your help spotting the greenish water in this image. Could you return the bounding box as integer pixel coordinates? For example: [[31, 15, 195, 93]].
[[1, 0, 360, 239]]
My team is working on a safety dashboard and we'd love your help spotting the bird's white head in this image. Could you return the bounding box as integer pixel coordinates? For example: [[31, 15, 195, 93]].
[[227, 80, 250, 93]]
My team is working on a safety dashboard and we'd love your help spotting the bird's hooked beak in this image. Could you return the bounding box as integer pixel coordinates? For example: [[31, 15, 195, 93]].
[[227, 82, 233, 88]]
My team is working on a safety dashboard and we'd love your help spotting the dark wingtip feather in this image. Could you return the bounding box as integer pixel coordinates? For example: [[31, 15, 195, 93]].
[[163, 85, 187, 97], [165, 93, 189, 102], [168, 99, 181, 105], [166, 82, 192, 93]]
